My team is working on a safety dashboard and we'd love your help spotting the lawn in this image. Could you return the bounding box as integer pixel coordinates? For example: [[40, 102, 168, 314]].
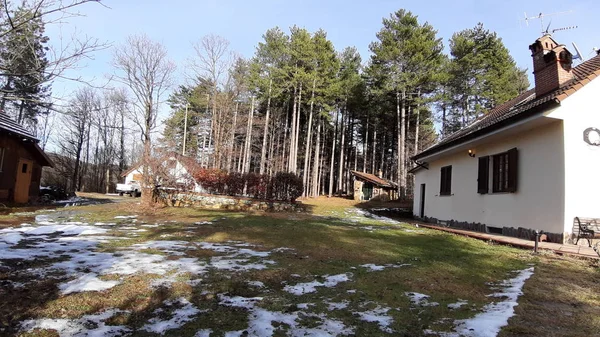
[[0, 195, 598, 337]]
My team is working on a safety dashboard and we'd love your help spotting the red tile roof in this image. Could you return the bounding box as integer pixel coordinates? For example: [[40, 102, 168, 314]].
[[413, 54, 600, 161], [350, 170, 396, 188]]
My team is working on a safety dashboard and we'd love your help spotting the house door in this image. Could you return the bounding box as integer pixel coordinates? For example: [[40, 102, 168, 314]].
[[15, 158, 33, 203], [362, 184, 373, 200], [419, 184, 426, 218]]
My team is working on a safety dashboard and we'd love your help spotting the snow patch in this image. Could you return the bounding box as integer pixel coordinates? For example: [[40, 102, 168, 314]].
[[355, 305, 394, 333], [405, 292, 439, 307], [283, 273, 352, 295], [20, 309, 129, 337], [360, 263, 411, 272], [452, 267, 534, 337], [447, 299, 468, 310], [114, 215, 137, 219], [59, 274, 120, 294], [142, 298, 202, 334]]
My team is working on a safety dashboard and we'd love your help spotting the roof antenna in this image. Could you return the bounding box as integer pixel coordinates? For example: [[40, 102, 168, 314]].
[[571, 42, 585, 63], [520, 10, 574, 35]]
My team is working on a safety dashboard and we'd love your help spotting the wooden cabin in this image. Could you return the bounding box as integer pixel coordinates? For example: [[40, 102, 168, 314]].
[[350, 170, 398, 201], [0, 114, 53, 203]]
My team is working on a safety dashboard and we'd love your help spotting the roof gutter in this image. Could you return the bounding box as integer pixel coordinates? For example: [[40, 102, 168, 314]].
[[412, 99, 560, 161]]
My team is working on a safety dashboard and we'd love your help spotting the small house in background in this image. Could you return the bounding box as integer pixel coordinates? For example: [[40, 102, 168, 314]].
[[0, 113, 53, 203], [120, 154, 203, 192], [350, 170, 398, 201]]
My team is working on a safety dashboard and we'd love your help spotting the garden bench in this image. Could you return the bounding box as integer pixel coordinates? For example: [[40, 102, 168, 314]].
[[574, 217, 600, 247]]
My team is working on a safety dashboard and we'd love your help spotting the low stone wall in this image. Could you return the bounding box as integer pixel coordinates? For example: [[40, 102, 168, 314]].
[[159, 192, 305, 212], [420, 216, 564, 243]]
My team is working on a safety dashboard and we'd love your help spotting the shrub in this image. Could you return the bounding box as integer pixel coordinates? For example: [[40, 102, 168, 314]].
[[224, 172, 245, 196], [269, 172, 303, 202], [246, 172, 269, 200], [194, 169, 302, 202]]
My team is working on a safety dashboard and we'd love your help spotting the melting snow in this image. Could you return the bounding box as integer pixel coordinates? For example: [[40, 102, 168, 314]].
[[355, 305, 394, 333], [59, 274, 120, 294], [283, 273, 352, 295], [405, 292, 439, 307], [114, 215, 137, 219], [20, 309, 129, 337], [195, 329, 213, 337], [218, 294, 354, 336], [142, 298, 203, 334], [452, 267, 535, 337], [447, 299, 468, 310], [360, 263, 411, 272]]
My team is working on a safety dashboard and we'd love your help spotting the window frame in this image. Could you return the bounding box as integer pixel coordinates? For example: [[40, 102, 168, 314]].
[[477, 156, 489, 194], [439, 165, 452, 196], [492, 148, 518, 193]]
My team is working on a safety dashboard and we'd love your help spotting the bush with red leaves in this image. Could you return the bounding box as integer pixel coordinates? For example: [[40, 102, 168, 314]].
[[193, 169, 303, 202]]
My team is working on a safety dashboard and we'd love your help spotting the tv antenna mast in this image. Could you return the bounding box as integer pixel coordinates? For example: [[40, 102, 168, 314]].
[[520, 10, 574, 35]]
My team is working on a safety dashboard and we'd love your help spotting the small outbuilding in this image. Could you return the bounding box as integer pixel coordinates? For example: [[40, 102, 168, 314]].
[[0, 113, 53, 203], [350, 170, 398, 201]]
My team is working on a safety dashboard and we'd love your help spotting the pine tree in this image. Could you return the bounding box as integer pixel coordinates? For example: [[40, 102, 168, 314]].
[[447, 23, 529, 128], [0, 4, 51, 125], [367, 9, 444, 198]]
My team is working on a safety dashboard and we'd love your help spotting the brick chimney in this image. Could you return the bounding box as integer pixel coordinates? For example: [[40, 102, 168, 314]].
[[529, 34, 575, 97]]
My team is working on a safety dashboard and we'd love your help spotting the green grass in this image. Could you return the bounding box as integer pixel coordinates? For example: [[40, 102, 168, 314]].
[[2, 196, 599, 336]]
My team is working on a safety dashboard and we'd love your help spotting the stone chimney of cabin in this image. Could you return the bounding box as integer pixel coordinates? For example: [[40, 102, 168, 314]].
[[377, 169, 383, 178], [529, 34, 575, 98]]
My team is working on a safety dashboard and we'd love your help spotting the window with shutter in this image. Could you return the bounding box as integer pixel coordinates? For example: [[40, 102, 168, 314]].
[[492, 148, 518, 193], [440, 165, 452, 195], [477, 156, 489, 194]]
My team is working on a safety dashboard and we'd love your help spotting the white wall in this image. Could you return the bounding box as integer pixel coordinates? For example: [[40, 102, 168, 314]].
[[554, 77, 600, 235], [124, 168, 142, 184], [414, 120, 565, 234]]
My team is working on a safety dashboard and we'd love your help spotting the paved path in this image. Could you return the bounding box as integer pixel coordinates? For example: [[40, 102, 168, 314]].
[[417, 223, 599, 260]]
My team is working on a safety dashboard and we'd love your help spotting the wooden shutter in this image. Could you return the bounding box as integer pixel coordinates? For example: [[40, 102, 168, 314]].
[[507, 148, 518, 192], [440, 166, 452, 195], [477, 156, 489, 194]]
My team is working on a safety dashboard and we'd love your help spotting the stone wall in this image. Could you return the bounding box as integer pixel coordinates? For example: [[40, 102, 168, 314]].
[[419, 216, 564, 243], [158, 192, 305, 212]]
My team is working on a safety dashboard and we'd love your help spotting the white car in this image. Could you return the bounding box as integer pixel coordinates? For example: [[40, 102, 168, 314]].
[[116, 181, 141, 197]]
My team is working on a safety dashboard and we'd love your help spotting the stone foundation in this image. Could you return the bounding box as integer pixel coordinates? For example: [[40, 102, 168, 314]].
[[419, 216, 565, 243], [158, 192, 305, 212]]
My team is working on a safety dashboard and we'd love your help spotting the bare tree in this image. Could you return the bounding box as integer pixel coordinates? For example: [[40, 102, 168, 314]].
[[113, 34, 175, 204], [59, 87, 99, 192], [190, 34, 232, 167], [0, 1, 109, 102]]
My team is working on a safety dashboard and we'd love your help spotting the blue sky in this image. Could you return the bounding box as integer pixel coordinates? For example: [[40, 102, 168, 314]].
[[48, 0, 600, 103]]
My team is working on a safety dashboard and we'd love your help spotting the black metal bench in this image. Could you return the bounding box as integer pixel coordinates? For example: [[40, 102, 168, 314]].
[[574, 217, 598, 247]]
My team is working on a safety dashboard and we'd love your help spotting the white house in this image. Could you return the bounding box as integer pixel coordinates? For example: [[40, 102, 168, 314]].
[[411, 34, 600, 244], [121, 154, 203, 193]]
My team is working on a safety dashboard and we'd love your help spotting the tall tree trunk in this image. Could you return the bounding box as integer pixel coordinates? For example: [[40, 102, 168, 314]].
[[288, 86, 297, 172], [293, 82, 302, 173], [397, 89, 407, 199], [328, 108, 339, 197], [119, 109, 126, 176], [337, 103, 346, 194], [371, 127, 376, 174], [311, 117, 321, 197], [302, 79, 316, 196], [242, 96, 255, 173], [228, 102, 238, 171], [318, 131, 325, 196], [260, 78, 272, 174], [268, 119, 276, 176], [363, 114, 369, 172]]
